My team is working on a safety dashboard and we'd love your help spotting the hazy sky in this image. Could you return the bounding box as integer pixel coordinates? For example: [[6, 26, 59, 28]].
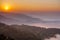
[[0, 0, 60, 28], [0, 0, 60, 11]]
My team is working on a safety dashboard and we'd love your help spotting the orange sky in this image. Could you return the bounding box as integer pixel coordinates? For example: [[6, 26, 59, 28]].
[[0, 0, 60, 12]]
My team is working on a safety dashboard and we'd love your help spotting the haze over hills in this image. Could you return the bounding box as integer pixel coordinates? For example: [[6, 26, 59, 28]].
[[0, 12, 60, 28], [0, 12, 42, 24], [0, 12, 60, 24], [0, 12, 60, 40]]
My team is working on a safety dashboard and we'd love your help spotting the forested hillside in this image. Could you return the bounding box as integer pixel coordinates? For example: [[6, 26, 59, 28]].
[[0, 23, 60, 40]]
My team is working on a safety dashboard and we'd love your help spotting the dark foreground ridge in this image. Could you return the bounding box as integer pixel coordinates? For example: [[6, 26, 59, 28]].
[[0, 23, 60, 40]]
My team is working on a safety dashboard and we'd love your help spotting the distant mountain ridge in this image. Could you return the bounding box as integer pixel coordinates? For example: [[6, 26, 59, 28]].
[[0, 12, 42, 24], [0, 12, 60, 25]]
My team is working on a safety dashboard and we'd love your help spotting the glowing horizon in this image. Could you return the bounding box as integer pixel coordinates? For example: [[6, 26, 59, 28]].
[[0, 0, 60, 12]]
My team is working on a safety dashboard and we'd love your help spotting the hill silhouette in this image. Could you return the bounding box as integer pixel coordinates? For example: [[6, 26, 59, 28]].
[[0, 23, 60, 40]]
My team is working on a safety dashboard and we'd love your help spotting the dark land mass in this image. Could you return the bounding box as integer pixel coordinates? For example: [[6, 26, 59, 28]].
[[0, 23, 60, 40]]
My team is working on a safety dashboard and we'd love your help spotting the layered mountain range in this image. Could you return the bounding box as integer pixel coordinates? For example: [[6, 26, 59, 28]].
[[0, 12, 42, 24]]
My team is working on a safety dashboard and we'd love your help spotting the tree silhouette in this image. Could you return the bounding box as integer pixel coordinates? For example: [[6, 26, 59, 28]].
[[0, 34, 14, 40]]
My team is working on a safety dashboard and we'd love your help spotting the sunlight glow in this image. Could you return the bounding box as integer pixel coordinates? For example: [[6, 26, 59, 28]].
[[4, 5, 10, 11], [4, 6, 9, 10], [1, 4, 11, 11]]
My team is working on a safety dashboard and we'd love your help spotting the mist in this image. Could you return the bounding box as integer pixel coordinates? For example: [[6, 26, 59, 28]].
[[45, 34, 60, 40]]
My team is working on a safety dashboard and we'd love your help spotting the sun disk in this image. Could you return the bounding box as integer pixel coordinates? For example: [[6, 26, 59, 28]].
[[1, 4, 11, 11], [4, 5, 10, 11], [4, 6, 9, 10]]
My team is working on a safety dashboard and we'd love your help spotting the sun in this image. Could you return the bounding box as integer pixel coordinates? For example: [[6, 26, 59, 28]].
[[1, 4, 11, 11], [4, 5, 9, 10], [4, 5, 10, 11]]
